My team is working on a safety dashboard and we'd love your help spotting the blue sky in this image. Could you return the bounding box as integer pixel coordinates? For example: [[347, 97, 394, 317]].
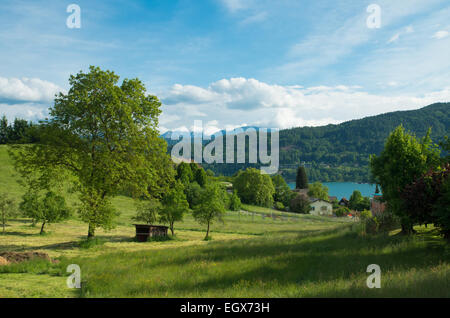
[[0, 0, 449, 133]]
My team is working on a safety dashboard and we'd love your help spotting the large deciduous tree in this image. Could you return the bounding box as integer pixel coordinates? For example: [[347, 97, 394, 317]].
[[370, 126, 440, 234], [11, 66, 172, 238]]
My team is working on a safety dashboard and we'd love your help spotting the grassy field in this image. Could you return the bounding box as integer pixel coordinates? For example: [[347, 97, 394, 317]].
[[0, 145, 449, 298]]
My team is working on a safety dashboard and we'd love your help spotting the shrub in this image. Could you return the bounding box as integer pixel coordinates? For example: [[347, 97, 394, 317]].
[[335, 206, 349, 217], [364, 217, 378, 235], [78, 237, 106, 249], [376, 210, 400, 233], [289, 194, 311, 214], [274, 202, 285, 211], [229, 191, 241, 211], [360, 210, 373, 220]]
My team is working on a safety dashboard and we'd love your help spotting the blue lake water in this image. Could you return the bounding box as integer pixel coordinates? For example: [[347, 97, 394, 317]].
[[288, 182, 378, 200]]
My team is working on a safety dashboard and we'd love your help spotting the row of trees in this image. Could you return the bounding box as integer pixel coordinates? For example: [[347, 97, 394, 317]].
[[370, 126, 449, 238], [0, 116, 36, 144], [8, 66, 176, 239], [1, 67, 238, 240], [4, 67, 242, 240], [231, 166, 333, 214]]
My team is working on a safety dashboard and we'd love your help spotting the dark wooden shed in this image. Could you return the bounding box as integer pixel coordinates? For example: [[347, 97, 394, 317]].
[[134, 224, 169, 242]]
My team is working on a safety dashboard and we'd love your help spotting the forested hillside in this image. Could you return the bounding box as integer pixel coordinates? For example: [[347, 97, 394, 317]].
[[165, 103, 449, 182], [278, 102, 449, 181]]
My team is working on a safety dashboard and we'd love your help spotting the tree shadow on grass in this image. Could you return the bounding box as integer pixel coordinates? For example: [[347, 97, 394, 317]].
[[0, 244, 31, 252], [25, 240, 81, 252], [0, 231, 34, 236], [101, 235, 136, 243]]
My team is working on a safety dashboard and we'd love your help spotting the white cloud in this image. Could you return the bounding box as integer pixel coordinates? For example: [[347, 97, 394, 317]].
[[387, 33, 400, 43], [161, 78, 450, 131], [432, 30, 449, 39], [0, 102, 50, 122], [0, 76, 63, 103], [219, 0, 248, 12], [241, 11, 267, 25], [388, 25, 414, 44]]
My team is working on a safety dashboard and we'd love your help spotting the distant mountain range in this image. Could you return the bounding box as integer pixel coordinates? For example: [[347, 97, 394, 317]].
[[161, 126, 261, 143], [162, 102, 450, 182]]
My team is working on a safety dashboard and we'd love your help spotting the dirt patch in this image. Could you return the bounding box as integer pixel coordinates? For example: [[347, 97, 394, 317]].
[[0, 256, 9, 266], [0, 252, 57, 264]]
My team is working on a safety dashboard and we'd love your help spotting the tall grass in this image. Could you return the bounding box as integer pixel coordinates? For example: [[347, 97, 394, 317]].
[[74, 226, 449, 298]]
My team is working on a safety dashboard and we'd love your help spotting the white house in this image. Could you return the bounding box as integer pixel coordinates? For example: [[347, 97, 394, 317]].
[[309, 199, 333, 216]]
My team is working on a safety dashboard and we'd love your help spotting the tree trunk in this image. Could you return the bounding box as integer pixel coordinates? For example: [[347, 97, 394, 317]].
[[205, 221, 210, 240], [400, 222, 415, 235], [88, 223, 95, 239], [40, 221, 46, 235], [170, 222, 174, 236]]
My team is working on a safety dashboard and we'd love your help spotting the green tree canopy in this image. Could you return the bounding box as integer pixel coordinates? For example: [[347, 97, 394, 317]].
[[133, 197, 162, 225], [20, 191, 70, 234], [307, 181, 329, 201], [160, 181, 190, 235], [177, 162, 194, 184], [192, 183, 226, 240], [185, 181, 203, 208], [229, 190, 241, 211], [195, 167, 208, 187], [233, 168, 275, 207], [370, 126, 440, 234], [272, 174, 293, 206]]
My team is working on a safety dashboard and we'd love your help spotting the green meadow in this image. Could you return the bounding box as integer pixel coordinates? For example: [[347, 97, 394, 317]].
[[0, 145, 449, 298]]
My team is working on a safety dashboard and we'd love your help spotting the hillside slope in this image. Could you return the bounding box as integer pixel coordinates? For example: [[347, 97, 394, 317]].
[[280, 102, 449, 166], [165, 103, 449, 182]]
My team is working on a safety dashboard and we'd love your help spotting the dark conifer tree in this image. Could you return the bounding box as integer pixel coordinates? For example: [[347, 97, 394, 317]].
[[295, 166, 308, 189]]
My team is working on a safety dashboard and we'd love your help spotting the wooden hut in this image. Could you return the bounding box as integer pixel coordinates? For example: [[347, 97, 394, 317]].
[[134, 224, 169, 242]]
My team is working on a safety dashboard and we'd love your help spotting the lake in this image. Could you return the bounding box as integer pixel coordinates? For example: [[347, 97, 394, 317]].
[[288, 182, 378, 200]]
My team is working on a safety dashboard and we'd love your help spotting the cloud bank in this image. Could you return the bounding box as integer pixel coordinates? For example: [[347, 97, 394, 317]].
[[0, 76, 63, 122], [161, 77, 450, 132]]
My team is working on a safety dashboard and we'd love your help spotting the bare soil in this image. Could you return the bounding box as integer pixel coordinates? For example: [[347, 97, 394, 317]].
[[0, 251, 57, 264]]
